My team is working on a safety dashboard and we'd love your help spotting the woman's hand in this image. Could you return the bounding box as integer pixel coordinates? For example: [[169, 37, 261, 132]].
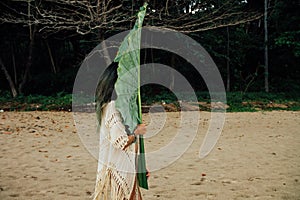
[[134, 124, 146, 135], [123, 124, 146, 150]]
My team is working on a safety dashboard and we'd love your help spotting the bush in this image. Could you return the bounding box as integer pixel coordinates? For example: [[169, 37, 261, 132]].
[[0, 90, 299, 112]]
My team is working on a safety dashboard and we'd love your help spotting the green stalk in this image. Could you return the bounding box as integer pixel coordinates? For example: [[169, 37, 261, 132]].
[[136, 34, 148, 190]]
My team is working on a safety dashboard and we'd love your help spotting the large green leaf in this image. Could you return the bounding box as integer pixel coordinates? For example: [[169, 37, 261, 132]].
[[114, 3, 148, 189]]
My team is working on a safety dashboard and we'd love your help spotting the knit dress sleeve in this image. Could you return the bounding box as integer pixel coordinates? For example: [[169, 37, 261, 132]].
[[104, 102, 129, 150]]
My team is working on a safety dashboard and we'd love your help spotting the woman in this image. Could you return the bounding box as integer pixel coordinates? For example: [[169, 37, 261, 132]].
[[92, 62, 146, 200]]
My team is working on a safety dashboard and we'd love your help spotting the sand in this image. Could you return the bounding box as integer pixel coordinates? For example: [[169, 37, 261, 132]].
[[0, 110, 299, 200]]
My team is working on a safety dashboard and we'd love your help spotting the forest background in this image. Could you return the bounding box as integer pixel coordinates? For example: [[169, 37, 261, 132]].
[[0, 0, 299, 112]]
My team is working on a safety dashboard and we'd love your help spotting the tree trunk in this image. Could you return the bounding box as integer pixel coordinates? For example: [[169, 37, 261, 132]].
[[18, 1, 35, 93], [169, 55, 175, 90], [28, 0, 32, 41], [11, 44, 17, 85], [0, 57, 18, 98], [18, 26, 36, 94], [45, 40, 57, 74], [226, 26, 230, 92], [264, 0, 269, 92], [98, 0, 111, 65]]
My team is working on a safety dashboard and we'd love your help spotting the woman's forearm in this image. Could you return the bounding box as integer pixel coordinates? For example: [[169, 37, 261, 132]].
[[123, 134, 136, 150]]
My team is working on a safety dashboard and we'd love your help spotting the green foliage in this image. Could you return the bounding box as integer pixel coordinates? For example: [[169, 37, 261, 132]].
[[114, 3, 148, 189], [114, 2, 146, 132], [0, 91, 72, 111], [0, 90, 299, 112], [226, 92, 300, 112], [275, 31, 300, 57], [141, 88, 300, 112]]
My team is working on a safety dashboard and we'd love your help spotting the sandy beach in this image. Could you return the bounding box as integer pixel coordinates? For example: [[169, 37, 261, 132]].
[[0, 110, 299, 199]]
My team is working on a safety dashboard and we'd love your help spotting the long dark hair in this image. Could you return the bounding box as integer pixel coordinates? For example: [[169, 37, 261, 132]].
[[96, 62, 118, 125]]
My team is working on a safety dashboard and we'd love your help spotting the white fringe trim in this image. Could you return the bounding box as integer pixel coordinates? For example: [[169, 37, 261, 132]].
[[91, 168, 131, 200]]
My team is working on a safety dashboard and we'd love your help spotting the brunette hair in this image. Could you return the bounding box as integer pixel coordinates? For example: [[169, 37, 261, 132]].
[[95, 62, 118, 125]]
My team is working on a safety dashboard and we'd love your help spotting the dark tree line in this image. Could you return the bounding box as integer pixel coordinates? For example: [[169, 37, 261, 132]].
[[0, 0, 299, 97]]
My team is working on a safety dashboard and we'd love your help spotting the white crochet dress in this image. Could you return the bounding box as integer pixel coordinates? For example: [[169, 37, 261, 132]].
[[92, 101, 138, 200]]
